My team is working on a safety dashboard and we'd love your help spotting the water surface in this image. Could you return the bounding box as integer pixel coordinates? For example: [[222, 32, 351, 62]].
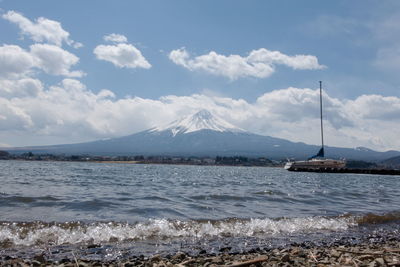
[[0, 160, 399, 260]]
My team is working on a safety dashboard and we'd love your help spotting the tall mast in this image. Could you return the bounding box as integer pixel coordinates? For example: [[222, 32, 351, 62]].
[[319, 81, 324, 150]]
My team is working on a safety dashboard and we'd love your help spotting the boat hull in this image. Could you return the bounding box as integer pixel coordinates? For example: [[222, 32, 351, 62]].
[[284, 159, 346, 171]]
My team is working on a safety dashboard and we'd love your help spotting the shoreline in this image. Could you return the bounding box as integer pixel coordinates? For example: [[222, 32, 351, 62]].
[[4, 158, 400, 172], [1, 158, 282, 168], [2, 239, 400, 266]]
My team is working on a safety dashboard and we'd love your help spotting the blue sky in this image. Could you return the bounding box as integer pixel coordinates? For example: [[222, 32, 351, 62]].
[[0, 0, 400, 151]]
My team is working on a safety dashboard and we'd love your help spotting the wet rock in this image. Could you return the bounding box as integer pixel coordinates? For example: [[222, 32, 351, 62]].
[[280, 253, 290, 262], [35, 255, 47, 264], [171, 251, 186, 262], [87, 244, 101, 249], [290, 247, 300, 255], [153, 260, 167, 267], [375, 257, 385, 266], [272, 248, 280, 255], [195, 258, 208, 266], [150, 254, 162, 262], [358, 254, 375, 261], [60, 258, 71, 263], [4, 255, 12, 260], [330, 249, 341, 258], [78, 261, 91, 267], [219, 246, 231, 252], [211, 256, 223, 264]]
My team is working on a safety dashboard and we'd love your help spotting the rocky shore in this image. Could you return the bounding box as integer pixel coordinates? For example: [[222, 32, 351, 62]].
[[2, 240, 400, 266]]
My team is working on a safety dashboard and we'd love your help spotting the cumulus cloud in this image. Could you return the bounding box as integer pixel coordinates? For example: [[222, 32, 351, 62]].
[[94, 43, 151, 69], [255, 87, 352, 128], [30, 44, 84, 77], [0, 80, 400, 151], [0, 44, 84, 78], [345, 94, 400, 120], [169, 48, 325, 80], [2, 10, 82, 48], [103, 33, 128, 43], [0, 78, 43, 98], [0, 45, 36, 78], [0, 98, 33, 130]]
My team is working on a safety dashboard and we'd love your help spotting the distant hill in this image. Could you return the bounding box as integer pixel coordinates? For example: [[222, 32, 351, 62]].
[[5, 110, 400, 161], [381, 155, 400, 169]]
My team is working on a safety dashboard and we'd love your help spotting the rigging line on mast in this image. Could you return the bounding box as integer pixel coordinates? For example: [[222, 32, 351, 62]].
[[319, 81, 324, 150]]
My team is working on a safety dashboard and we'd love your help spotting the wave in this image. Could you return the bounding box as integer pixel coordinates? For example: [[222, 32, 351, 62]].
[[0, 215, 356, 247], [0, 195, 62, 207], [356, 211, 400, 225]]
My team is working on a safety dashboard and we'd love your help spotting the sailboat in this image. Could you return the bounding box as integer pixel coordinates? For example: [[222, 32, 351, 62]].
[[284, 82, 346, 171]]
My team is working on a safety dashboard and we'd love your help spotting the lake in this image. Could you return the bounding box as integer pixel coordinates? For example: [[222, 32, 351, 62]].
[[1, 160, 399, 261]]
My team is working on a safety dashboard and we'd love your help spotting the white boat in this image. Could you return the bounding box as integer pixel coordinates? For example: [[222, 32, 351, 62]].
[[285, 81, 346, 171], [284, 158, 346, 170]]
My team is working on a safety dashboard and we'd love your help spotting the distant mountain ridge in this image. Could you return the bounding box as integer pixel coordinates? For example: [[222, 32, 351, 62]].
[[381, 155, 400, 168], [5, 109, 400, 161]]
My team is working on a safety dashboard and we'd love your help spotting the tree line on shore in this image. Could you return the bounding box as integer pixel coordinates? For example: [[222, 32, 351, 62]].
[[1, 150, 397, 169], [0, 150, 283, 167]]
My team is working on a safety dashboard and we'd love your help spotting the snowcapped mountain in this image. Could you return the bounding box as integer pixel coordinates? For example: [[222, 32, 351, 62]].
[[6, 109, 400, 161], [149, 109, 244, 136]]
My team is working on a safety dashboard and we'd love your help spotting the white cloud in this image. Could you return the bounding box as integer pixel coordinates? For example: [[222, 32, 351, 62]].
[[0, 44, 84, 79], [345, 94, 400, 120], [103, 33, 128, 43], [169, 48, 325, 80], [0, 81, 400, 151], [0, 45, 36, 78], [2, 10, 81, 48], [0, 78, 43, 98], [0, 98, 33, 130], [30, 44, 85, 77], [255, 87, 352, 128], [94, 43, 151, 69]]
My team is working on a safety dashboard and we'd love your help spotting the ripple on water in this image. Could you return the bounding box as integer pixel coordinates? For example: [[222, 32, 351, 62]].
[[0, 195, 62, 206], [190, 194, 256, 202]]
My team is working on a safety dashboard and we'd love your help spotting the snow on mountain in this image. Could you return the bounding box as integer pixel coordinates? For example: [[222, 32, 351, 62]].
[[150, 109, 244, 136], [354, 147, 374, 152]]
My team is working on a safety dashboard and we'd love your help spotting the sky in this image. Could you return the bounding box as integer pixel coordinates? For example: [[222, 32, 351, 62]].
[[0, 0, 400, 151]]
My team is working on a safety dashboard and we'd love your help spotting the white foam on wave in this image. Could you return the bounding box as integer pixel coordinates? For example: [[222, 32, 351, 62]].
[[0, 216, 357, 247]]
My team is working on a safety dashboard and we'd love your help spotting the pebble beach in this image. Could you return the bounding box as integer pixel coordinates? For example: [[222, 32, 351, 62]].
[[2, 239, 400, 266]]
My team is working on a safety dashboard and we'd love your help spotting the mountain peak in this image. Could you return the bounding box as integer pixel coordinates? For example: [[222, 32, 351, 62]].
[[150, 109, 244, 136], [192, 109, 213, 120]]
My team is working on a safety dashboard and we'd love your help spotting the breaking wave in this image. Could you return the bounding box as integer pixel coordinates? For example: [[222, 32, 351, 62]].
[[0, 216, 357, 247]]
